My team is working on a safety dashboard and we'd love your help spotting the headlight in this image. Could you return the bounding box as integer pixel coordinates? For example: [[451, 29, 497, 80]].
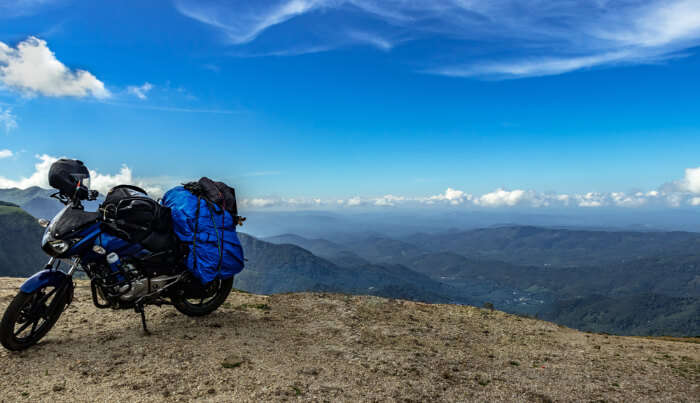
[[48, 240, 70, 254]]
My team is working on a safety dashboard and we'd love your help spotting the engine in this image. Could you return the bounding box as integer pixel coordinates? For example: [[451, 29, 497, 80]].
[[118, 275, 180, 301], [88, 253, 181, 305]]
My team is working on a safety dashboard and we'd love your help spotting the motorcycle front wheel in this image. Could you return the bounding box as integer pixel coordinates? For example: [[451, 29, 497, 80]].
[[172, 277, 233, 317], [0, 284, 68, 351]]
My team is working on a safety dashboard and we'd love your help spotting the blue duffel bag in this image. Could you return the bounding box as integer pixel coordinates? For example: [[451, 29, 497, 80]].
[[162, 183, 244, 284]]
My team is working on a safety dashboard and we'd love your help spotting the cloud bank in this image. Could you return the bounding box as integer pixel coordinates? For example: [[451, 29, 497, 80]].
[[238, 166, 700, 210], [0, 37, 110, 98], [2, 155, 699, 211], [175, 0, 700, 78]]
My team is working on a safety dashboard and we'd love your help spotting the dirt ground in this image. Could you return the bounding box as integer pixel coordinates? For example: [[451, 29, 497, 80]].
[[0, 277, 698, 402]]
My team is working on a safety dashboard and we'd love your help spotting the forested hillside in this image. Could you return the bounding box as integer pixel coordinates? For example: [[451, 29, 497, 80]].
[[0, 202, 46, 277]]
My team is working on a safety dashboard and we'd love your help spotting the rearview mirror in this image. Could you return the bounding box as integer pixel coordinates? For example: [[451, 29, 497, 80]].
[[38, 218, 50, 228]]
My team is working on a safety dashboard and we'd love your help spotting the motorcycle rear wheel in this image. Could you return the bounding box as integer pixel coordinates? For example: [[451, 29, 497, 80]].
[[0, 285, 68, 351], [172, 277, 233, 317]]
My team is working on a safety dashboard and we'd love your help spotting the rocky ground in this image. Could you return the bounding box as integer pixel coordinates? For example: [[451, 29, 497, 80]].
[[0, 277, 698, 402]]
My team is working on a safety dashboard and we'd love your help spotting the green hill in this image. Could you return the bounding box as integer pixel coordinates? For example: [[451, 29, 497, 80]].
[[236, 233, 468, 304], [0, 203, 47, 277]]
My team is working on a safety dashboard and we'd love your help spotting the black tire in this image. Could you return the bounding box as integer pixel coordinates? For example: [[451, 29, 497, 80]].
[[0, 285, 68, 351], [172, 277, 233, 317]]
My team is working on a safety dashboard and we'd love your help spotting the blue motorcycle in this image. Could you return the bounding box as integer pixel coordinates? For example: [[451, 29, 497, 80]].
[[0, 159, 234, 351]]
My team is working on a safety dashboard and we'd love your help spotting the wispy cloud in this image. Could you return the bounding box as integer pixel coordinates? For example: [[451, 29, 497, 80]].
[[346, 31, 394, 51], [174, 0, 700, 78], [0, 149, 12, 159], [127, 82, 153, 100], [232, 45, 335, 58], [242, 171, 282, 177], [101, 101, 241, 115], [0, 0, 59, 18], [0, 106, 17, 133], [174, 0, 324, 45]]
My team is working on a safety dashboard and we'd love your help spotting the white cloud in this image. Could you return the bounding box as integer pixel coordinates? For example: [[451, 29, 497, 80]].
[[679, 166, 700, 194], [690, 197, 700, 206], [0, 149, 12, 159], [575, 192, 606, 208], [346, 196, 362, 207], [0, 153, 56, 189], [610, 192, 648, 208], [127, 82, 153, 100], [423, 187, 472, 205], [0, 106, 17, 132], [244, 198, 279, 208], [374, 194, 404, 206], [475, 188, 527, 207], [0, 36, 110, 98]]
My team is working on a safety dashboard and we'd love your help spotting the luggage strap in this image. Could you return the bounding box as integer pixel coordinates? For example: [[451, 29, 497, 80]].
[[192, 196, 201, 271]]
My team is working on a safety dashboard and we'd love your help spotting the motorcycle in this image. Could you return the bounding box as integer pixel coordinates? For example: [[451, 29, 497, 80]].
[[0, 160, 234, 351]]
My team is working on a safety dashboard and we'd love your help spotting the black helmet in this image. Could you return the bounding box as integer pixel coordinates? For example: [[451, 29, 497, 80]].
[[48, 159, 91, 200]]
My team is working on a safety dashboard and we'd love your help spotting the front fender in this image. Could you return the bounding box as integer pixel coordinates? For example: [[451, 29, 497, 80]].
[[20, 270, 70, 293]]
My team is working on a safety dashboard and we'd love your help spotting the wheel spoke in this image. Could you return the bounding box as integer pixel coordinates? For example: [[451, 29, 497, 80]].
[[30, 318, 39, 335], [14, 320, 32, 336], [37, 287, 57, 306]]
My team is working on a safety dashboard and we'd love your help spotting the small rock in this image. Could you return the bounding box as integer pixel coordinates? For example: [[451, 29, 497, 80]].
[[299, 367, 321, 376], [52, 384, 64, 392]]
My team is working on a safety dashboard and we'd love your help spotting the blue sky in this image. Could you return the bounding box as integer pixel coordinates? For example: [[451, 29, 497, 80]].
[[1, 0, 700, 210]]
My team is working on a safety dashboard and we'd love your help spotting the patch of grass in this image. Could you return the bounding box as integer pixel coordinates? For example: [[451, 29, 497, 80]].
[[239, 303, 271, 311], [232, 288, 251, 294], [509, 360, 520, 366], [475, 374, 490, 386], [221, 361, 243, 369], [291, 385, 303, 396], [642, 336, 700, 344]]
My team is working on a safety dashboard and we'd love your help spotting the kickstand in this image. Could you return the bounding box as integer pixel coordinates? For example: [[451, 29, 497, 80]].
[[135, 303, 150, 335]]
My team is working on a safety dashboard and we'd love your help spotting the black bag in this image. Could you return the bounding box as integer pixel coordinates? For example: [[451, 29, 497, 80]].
[[184, 177, 239, 218], [99, 185, 171, 242], [48, 159, 90, 199]]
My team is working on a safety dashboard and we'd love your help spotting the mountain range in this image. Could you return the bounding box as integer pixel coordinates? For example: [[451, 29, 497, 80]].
[[1, 187, 699, 336]]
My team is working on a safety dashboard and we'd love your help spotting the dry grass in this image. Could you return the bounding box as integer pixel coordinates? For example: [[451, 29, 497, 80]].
[[0, 277, 698, 402]]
